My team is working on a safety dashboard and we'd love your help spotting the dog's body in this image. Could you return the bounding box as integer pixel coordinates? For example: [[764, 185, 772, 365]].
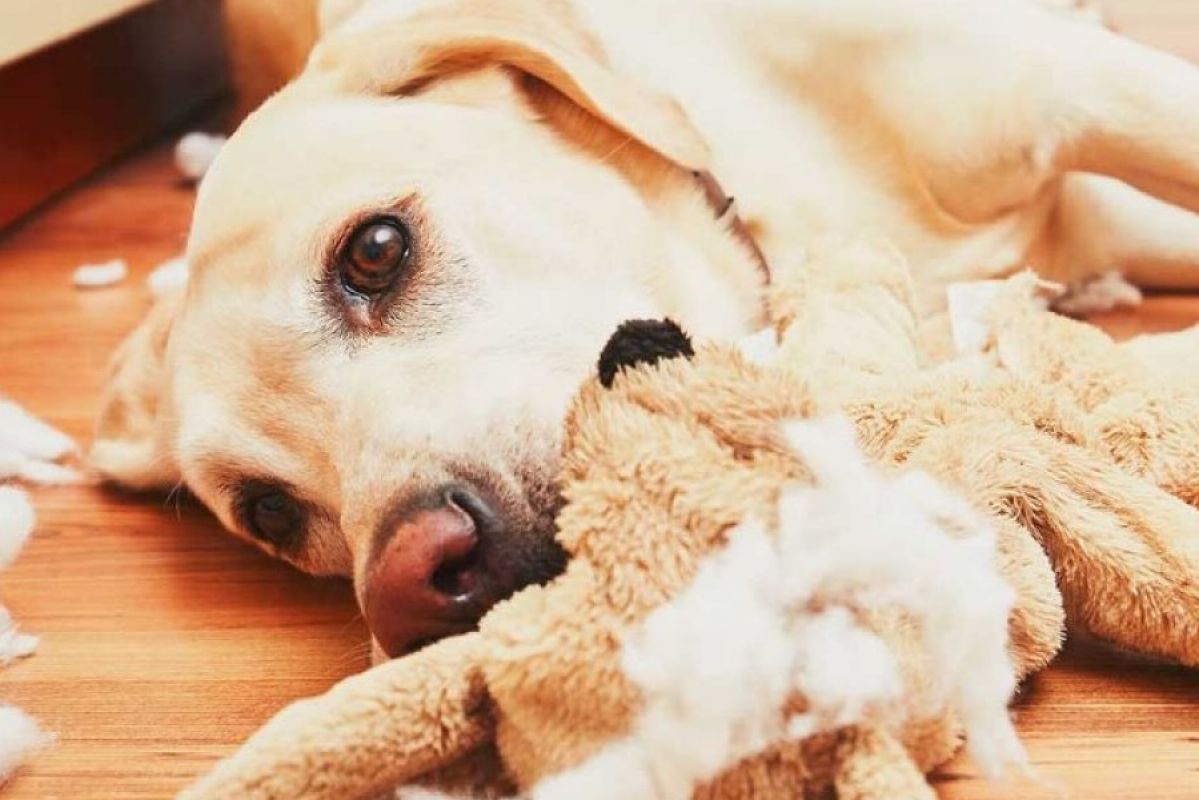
[[93, 0, 1199, 656]]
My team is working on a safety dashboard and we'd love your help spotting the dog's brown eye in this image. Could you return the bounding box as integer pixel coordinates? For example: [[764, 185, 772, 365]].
[[247, 490, 304, 546], [342, 218, 410, 294]]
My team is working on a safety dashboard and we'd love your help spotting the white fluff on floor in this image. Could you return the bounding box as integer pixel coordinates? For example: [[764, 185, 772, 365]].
[[0, 453, 82, 486], [72, 258, 128, 289], [0, 415, 57, 782], [0, 399, 83, 487], [0, 400, 75, 463], [533, 417, 1023, 800], [0, 486, 35, 570], [0, 487, 47, 783], [0, 485, 39, 667], [0, 705, 53, 785], [175, 132, 227, 181], [1052, 270, 1143, 316], [147, 256, 190, 296]]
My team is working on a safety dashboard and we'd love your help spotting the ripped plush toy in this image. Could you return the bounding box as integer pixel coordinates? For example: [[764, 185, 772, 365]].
[[178, 241, 1199, 800]]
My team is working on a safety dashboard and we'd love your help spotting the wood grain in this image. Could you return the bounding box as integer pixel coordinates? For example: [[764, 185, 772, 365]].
[[1, 4, 1198, 798]]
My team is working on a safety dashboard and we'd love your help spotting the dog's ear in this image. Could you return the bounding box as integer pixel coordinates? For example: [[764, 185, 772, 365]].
[[309, 0, 710, 171], [89, 292, 183, 491]]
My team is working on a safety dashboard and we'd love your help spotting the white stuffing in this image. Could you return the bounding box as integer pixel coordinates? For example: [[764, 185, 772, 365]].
[[0, 489, 50, 783], [947, 275, 1063, 355], [0, 705, 53, 785], [947, 280, 1009, 355], [72, 258, 128, 289], [0, 486, 35, 570], [776, 418, 1023, 776], [0, 453, 83, 486], [533, 417, 1023, 800], [0, 415, 55, 783], [0, 399, 83, 487], [0, 486, 39, 669], [175, 132, 227, 181], [0, 401, 75, 463], [1052, 270, 1143, 316], [147, 256, 190, 296], [0, 607, 38, 669]]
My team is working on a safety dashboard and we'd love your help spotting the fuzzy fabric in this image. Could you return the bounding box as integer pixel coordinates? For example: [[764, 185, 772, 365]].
[[181, 240, 1199, 800], [533, 418, 1020, 800]]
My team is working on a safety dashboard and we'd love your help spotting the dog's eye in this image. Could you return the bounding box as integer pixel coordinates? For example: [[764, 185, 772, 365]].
[[244, 489, 304, 546], [341, 218, 410, 294]]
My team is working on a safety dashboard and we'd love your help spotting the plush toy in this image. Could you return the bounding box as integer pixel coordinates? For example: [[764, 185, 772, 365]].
[[178, 241, 1199, 800]]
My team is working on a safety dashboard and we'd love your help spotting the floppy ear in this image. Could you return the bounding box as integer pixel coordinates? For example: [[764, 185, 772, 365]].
[[89, 292, 183, 491], [309, 0, 710, 171]]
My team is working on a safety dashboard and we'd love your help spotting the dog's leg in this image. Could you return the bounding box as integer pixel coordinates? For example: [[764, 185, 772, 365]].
[[1034, 174, 1199, 291], [1067, 26, 1199, 217]]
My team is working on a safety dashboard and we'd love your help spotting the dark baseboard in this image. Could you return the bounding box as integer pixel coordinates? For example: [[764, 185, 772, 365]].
[[0, 0, 229, 230]]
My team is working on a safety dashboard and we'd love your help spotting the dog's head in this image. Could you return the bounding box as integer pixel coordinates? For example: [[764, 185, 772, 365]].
[[91, 0, 764, 658]]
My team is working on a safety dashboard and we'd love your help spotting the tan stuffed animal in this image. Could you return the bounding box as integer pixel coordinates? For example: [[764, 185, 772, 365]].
[[178, 242, 1199, 800]]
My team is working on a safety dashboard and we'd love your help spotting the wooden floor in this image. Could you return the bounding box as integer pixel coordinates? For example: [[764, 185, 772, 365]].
[[2, 3, 1199, 798]]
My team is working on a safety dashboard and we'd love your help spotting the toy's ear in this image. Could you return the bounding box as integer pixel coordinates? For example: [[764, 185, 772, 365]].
[[309, 0, 710, 171], [89, 292, 182, 490], [597, 318, 695, 388]]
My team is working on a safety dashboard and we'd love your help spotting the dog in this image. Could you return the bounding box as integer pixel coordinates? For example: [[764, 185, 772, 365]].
[[91, 0, 1199, 659]]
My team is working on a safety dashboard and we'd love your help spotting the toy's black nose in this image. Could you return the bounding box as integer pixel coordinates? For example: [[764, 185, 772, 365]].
[[597, 318, 694, 387]]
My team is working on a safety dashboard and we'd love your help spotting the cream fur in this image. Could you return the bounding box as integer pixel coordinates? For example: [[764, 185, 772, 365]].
[[90, 0, 1199, 641]]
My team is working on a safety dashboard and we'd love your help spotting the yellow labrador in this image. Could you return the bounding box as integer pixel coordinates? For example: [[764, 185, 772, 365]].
[[92, 0, 1199, 657]]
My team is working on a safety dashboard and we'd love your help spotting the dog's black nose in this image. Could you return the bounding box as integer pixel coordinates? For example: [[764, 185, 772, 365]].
[[363, 485, 498, 658]]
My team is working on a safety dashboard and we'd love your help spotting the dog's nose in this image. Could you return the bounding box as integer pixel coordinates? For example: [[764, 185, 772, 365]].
[[364, 486, 495, 658]]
